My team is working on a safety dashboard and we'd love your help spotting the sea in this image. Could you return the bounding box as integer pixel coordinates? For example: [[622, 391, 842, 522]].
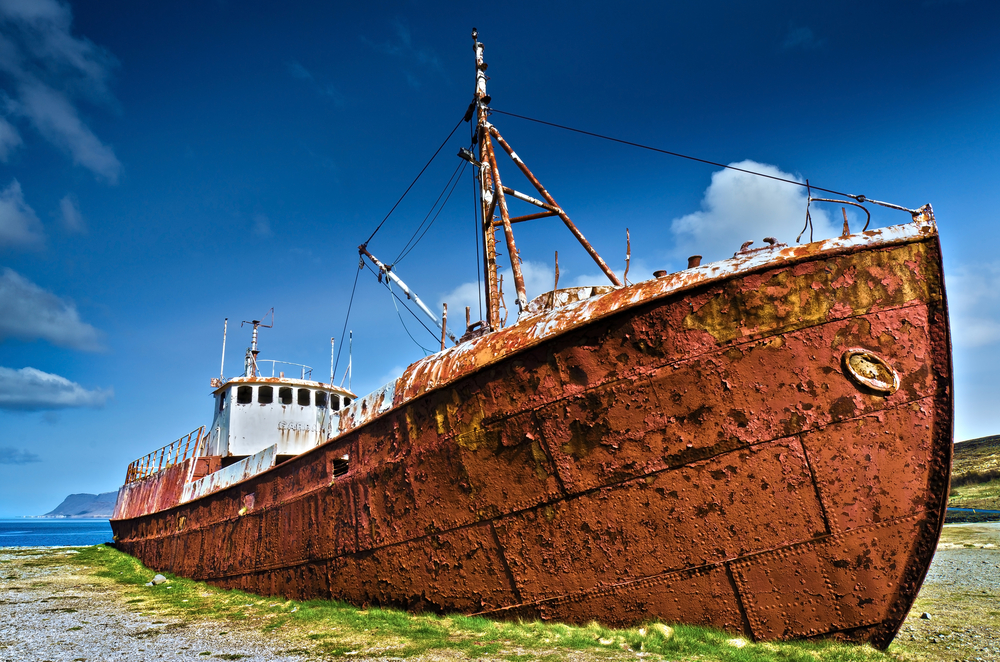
[[0, 518, 113, 547]]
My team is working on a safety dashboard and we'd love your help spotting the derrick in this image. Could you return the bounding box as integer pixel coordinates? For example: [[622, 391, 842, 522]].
[[469, 28, 621, 331]]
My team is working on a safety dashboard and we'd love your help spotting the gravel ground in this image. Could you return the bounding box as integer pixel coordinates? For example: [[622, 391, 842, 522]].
[[5, 529, 1000, 662], [0, 548, 311, 662], [891, 523, 1000, 662]]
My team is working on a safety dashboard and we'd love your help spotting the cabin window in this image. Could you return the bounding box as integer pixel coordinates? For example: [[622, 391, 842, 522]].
[[344, 397, 352, 406], [237, 386, 252, 404], [258, 386, 274, 404], [279, 387, 292, 405], [315, 391, 328, 408], [331, 395, 340, 411], [219, 391, 227, 411], [298, 388, 311, 406]]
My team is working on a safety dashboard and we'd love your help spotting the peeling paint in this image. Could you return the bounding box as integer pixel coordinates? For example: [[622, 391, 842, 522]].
[[110, 211, 951, 649]]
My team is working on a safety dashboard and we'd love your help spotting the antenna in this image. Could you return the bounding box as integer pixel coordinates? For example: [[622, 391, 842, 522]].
[[220, 318, 228, 381], [240, 308, 274, 378], [330, 337, 335, 384]]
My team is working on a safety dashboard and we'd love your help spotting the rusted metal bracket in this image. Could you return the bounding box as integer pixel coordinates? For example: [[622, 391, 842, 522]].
[[810, 197, 871, 232], [488, 125, 623, 288], [504, 211, 558, 225], [501, 186, 560, 212], [472, 28, 624, 328], [483, 135, 528, 312]]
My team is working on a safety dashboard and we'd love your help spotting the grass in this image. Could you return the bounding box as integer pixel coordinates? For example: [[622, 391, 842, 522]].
[[39, 544, 899, 661], [951, 435, 1000, 487], [946, 436, 1000, 515], [948, 476, 1000, 510]]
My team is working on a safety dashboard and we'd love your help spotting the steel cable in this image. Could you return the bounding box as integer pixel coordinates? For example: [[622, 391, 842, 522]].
[[395, 160, 467, 264], [490, 108, 861, 201], [332, 259, 363, 381], [363, 115, 466, 247], [362, 261, 439, 351]]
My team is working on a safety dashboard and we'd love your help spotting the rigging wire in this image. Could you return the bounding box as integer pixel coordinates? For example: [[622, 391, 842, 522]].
[[386, 280, 434, 355], [332, 258, 363, 381], [395, 160, 468, 264], [337, 114, 463, 372], [490, 108, 859, 201], [362, 115, 466, 248], [362, 261, 439, 351]]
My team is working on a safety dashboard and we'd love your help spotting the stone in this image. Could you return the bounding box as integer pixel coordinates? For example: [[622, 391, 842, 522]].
[[652, 623, 674, 639], [151, 574, 167, 585], [921, 612, 932, 620]]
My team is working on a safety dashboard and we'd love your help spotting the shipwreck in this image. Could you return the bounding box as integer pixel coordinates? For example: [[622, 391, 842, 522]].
[[112, 30, 952, 648]]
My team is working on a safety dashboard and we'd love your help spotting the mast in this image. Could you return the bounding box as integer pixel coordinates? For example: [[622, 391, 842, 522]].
[[473, 29, 502, 329], [241, 308, 273, 378], [471, 29, 621, 329]]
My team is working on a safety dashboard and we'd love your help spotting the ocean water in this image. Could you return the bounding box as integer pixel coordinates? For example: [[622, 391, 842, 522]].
[[0, 518, 113, 547]]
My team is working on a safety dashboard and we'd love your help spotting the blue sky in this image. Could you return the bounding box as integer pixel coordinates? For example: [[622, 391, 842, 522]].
[[1, 0, 998, 516]]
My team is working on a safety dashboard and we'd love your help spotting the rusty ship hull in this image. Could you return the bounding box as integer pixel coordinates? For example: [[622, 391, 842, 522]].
[[111, 214, 951, 648]]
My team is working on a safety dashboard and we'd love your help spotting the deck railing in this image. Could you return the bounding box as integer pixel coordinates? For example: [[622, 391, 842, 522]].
[[125, 426, 206, 484]]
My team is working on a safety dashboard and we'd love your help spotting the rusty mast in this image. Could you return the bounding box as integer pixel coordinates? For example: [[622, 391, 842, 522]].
[[472, 28, 621, 331]]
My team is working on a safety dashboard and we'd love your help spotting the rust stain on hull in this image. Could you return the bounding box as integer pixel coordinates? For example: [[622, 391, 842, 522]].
[[111, 227, 952, 649]]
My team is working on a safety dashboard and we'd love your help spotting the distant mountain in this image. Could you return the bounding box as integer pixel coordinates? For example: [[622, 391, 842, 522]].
[[43, 491, 118, 518]]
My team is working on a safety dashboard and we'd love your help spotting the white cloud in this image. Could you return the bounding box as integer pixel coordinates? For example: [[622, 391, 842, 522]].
[[0, 178, 42, 246], [252, 213, 271, 237], [0, 267, 102, 350], [361, 18, 446, 88], [373, 364, 407, 388], [947, 262, 1000, 348], [670, 160, 835, 264], [0, 0, 121, 182], [439, 260, 554, 323], [287, 60, 344, 107], [58, 192, 83, 232], [0, 446, 39, 463], [0, 115, 21, 160], [782, 25, 824, 50], [438, 260, 628, 326], [16, 81, 120, 182], [0, 365, 110, 410]]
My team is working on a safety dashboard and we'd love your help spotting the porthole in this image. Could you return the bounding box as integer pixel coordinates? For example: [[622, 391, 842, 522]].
[[842, 349, 899, 395]]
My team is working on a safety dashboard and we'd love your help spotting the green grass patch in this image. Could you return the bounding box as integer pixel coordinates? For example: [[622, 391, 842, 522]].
[[948, 475, 1000, 510], [57, 544, 897, 661]]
